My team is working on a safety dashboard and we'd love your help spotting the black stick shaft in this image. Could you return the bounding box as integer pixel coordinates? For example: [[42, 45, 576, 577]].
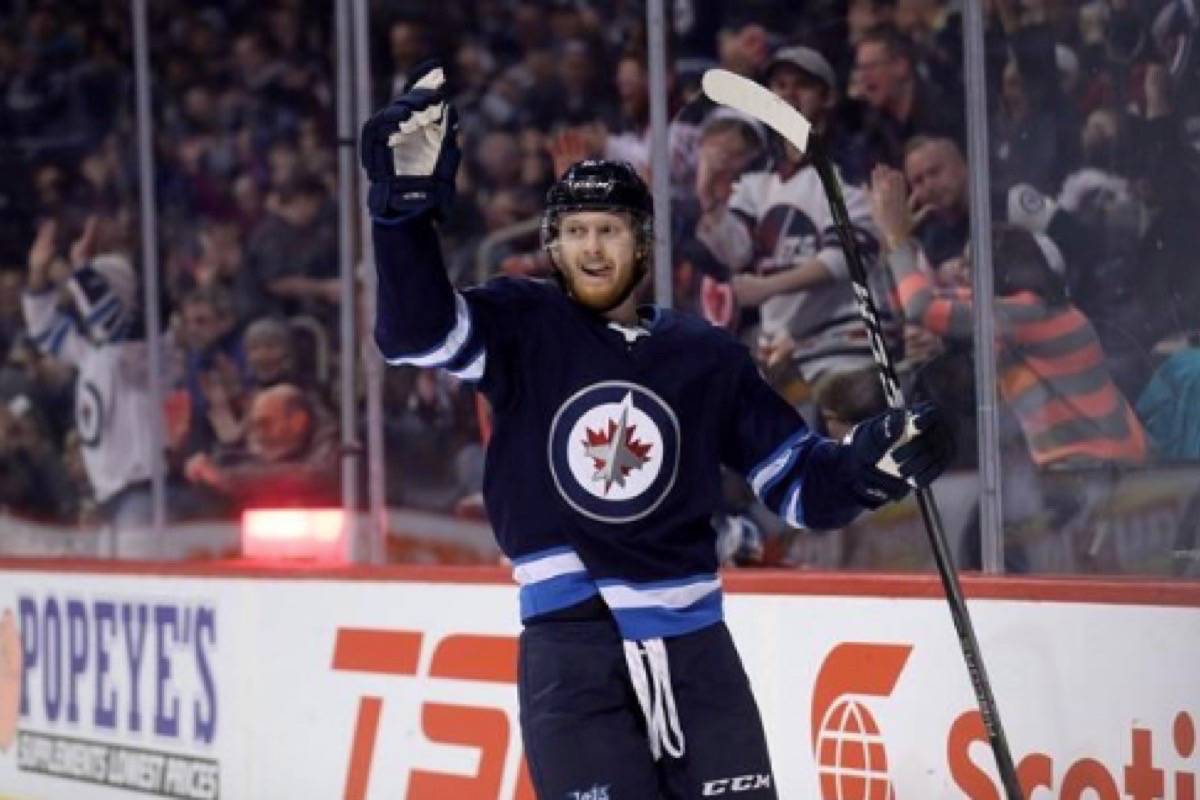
[[810, 137, 1023, 800]]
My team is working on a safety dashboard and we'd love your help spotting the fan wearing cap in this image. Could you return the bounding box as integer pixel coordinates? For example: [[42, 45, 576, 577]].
[[362, 61, 953, 798], [696, 44, 900, 386]]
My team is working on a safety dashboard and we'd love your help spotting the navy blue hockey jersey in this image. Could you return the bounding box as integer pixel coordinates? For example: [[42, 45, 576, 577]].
[[374, 215, 870, 641]]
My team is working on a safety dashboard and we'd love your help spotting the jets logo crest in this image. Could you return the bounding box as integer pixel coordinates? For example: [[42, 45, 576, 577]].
[[755, 205, 819, 274], [76, 380, 104, 447], [549, 381, 680, 523]]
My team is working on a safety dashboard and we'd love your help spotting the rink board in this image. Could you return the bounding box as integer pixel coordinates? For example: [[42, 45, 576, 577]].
[[0, 561, 1196, 799]]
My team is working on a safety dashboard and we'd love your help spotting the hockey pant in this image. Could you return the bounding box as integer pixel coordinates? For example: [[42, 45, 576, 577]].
[[518, 616, 777, 799]]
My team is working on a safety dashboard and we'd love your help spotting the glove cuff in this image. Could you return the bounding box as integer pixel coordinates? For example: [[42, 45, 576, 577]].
[[368, 176, 456, 222]]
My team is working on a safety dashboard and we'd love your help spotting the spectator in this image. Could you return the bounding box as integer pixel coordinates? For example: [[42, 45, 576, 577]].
[[676, 114, 765, 325], [0, 269, 25, 358], [451, 39, 498, 140], [472, 186, 541, 278], [174, 311, 334, 470], [0, 394, 75, 522], [177, 285, 249, 456], [31, 163, 70, 222], [988, 0, 1083, 196], [573, 49, 698, 205], [691, 113, 766, 231], [243, 316, 304, 390], [903, 136, 969, 271], [849, 24, 964, 169], [1, 334, 75, 449], [21, 218, 180, 549], [384, 367, 483, 513], [242, 315, 334, 434], [242, 172, 339, 326], [716, 21, 772, 77], [230, 173, 265, 235], [871, 166, 1147, 468], [388, 17, 437, 98], [4, 0, 1197, 570], [1005, 63, 1200, 395], [811, 365, 889, 440], [553, 37, 616, 126], [847, 0, 895, 50], [473, 130, 524, 193], [264, 137, 303, 199], [183, 382, 338, 512], [1136, 341, 1200, 461], [697, 45, 897, 386]]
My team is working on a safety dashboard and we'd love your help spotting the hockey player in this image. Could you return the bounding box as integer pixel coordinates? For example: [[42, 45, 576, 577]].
[[362, 63, 953, 799]]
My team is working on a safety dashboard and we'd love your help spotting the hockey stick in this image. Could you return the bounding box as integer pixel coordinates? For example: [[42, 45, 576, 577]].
[[702, 68, 1024, 800]]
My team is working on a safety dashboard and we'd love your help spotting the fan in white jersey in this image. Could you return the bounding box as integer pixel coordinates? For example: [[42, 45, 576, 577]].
[[696, 45, 900, 383], [22, 218, 168, 546]]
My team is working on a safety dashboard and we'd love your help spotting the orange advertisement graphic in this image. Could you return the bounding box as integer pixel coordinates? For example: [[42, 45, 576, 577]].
[[949, 707, 1199, 799], [0, 609, 20, 751], [811, 643, 913, 800], [332, 628, 533, 800]]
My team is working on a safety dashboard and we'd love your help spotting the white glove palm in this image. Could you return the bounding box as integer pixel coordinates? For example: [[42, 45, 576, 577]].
[[387, 68, 450, 178]]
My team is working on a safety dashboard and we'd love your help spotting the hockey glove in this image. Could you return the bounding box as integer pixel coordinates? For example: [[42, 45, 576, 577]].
[[844, 402, 954, 508], [360, 60, 460, 221]]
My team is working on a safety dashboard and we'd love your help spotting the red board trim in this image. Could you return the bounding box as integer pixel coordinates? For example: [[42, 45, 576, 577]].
[[2, 558, 1197, 607]]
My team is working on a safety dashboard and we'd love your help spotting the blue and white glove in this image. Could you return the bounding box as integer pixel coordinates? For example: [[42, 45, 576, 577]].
[[844, 402, 954, 508], [360, 61, 460, 221]]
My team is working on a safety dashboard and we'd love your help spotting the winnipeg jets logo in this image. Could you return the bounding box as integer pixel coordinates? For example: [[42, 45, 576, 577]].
[[582, 392, 653, 494], [549, 381, 680, 523], [76, 381, 104, 447]]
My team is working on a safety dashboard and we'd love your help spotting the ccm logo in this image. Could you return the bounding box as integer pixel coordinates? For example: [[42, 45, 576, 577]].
[[702, 773, 773, 795], [331, 628, 534, 800]]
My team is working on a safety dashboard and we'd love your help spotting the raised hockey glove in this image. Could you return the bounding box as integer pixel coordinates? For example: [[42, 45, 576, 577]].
[[360, 60, 460, 221], [844, 402, 953, 508]]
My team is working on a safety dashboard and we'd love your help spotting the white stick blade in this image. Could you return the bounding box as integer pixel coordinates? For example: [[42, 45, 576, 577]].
[[701, 68, 812, 153]]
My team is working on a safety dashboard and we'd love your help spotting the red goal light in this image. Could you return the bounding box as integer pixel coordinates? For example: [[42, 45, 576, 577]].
[[241, 508, 349, 561]]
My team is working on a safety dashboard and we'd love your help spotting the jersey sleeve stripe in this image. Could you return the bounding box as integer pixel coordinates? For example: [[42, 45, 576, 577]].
[[448, 350, 486, 382], [383, 292, 476, 367], [780, 479, 805, 529], [747, 428, 814, 500]]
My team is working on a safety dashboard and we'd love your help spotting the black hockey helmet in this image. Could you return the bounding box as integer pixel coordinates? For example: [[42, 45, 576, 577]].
[[544, 159, 652, 216], [540, 159, 654, 261]]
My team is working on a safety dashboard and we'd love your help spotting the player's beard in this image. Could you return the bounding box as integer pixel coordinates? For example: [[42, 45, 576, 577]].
[[560, 256, 645, 313]]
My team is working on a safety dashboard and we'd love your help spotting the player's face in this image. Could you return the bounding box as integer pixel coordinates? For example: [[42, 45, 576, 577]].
[[554, 211, 641, 312]]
